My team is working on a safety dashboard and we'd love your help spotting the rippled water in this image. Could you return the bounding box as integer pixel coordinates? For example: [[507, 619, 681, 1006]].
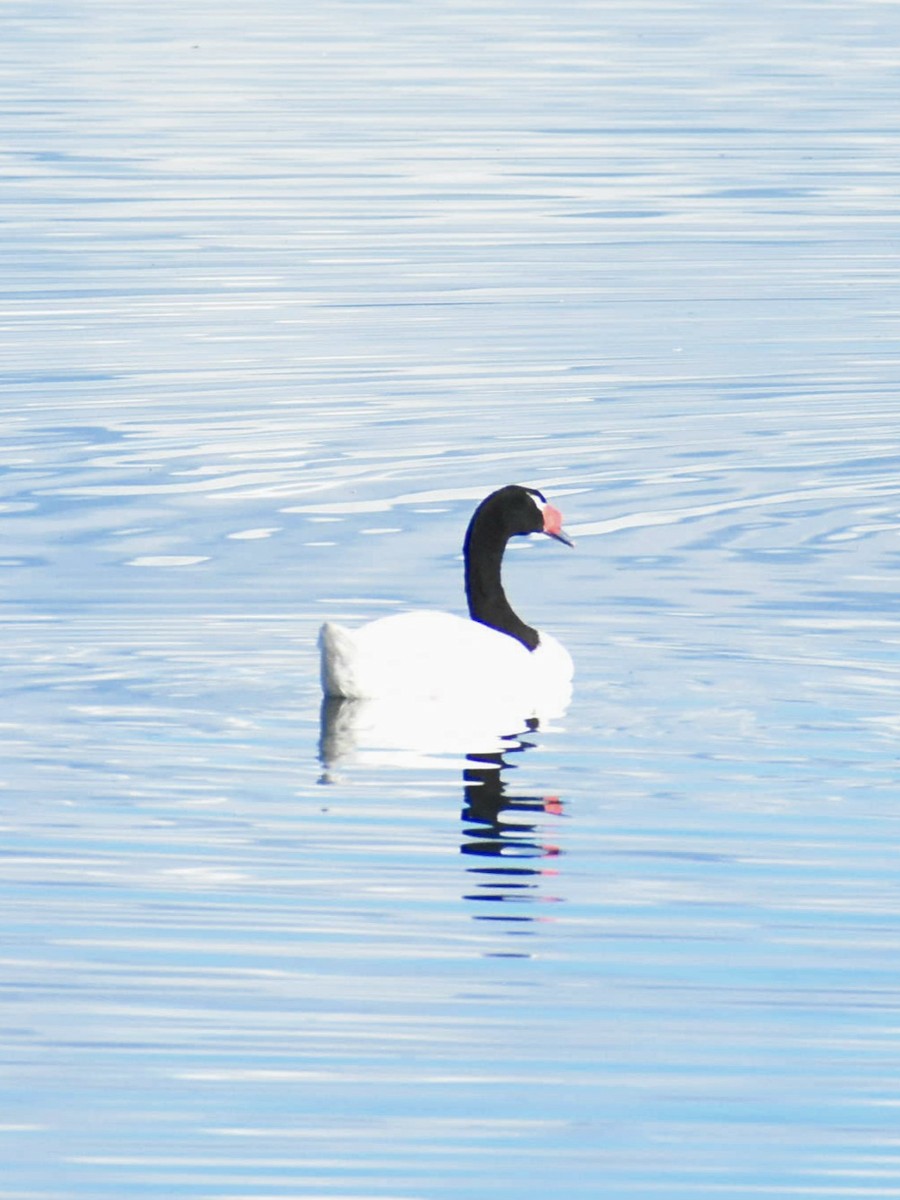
[[4, 2, 900, 1197]]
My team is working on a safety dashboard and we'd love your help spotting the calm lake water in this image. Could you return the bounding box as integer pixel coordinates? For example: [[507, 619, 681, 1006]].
[[4, 2, 900, 1197]]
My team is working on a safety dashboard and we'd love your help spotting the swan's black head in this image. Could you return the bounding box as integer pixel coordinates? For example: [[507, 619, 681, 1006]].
[[471, 485, 575, 546], [492, 484, 545, 537]]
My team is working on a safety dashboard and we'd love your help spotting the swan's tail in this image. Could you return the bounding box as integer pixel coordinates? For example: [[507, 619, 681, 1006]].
[[318, 621, 358, 698]]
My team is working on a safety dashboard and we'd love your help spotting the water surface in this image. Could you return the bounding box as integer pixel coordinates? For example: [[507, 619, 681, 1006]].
[[3, 2, 900, 1197]]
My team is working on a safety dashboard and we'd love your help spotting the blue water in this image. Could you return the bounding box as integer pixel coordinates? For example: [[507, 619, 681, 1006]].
[[4, 1, 900, 1196]]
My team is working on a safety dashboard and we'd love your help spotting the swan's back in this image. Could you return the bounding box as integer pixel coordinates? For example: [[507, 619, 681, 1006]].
[[319, 610, 571, 707]]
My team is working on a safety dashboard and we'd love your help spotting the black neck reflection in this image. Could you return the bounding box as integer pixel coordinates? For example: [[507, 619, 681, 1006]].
[[461, 724, 565, 936]]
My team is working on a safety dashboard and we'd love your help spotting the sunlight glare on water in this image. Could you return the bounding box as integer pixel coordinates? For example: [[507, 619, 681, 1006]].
[[3, 1, 900, 1197]]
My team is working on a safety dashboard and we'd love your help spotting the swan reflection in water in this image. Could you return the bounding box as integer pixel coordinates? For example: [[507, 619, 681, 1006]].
[[319, 697, 567, 935]]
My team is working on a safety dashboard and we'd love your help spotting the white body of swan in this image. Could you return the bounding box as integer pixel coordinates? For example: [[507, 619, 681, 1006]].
[[320, 610, 572, 710], [318, 484, 574, 715]]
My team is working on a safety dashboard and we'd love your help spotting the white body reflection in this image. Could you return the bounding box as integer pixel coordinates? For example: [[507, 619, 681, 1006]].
[[319, 682, 571, 774]]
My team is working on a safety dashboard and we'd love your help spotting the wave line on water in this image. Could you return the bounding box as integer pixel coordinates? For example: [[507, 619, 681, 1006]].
[[569, 479, 900, 539]]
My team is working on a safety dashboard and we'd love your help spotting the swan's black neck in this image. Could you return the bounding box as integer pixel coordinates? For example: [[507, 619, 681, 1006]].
[[463, 487, 543, 652]]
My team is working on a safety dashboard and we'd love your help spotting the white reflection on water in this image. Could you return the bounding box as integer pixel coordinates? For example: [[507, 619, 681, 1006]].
[[318, 691, 570, 774]]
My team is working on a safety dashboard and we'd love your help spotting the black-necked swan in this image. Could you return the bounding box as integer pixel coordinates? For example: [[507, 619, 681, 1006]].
[[319, 485, 574, 706]]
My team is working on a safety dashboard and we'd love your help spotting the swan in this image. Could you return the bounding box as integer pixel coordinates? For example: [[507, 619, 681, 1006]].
[[318, 484, 574, 708]]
